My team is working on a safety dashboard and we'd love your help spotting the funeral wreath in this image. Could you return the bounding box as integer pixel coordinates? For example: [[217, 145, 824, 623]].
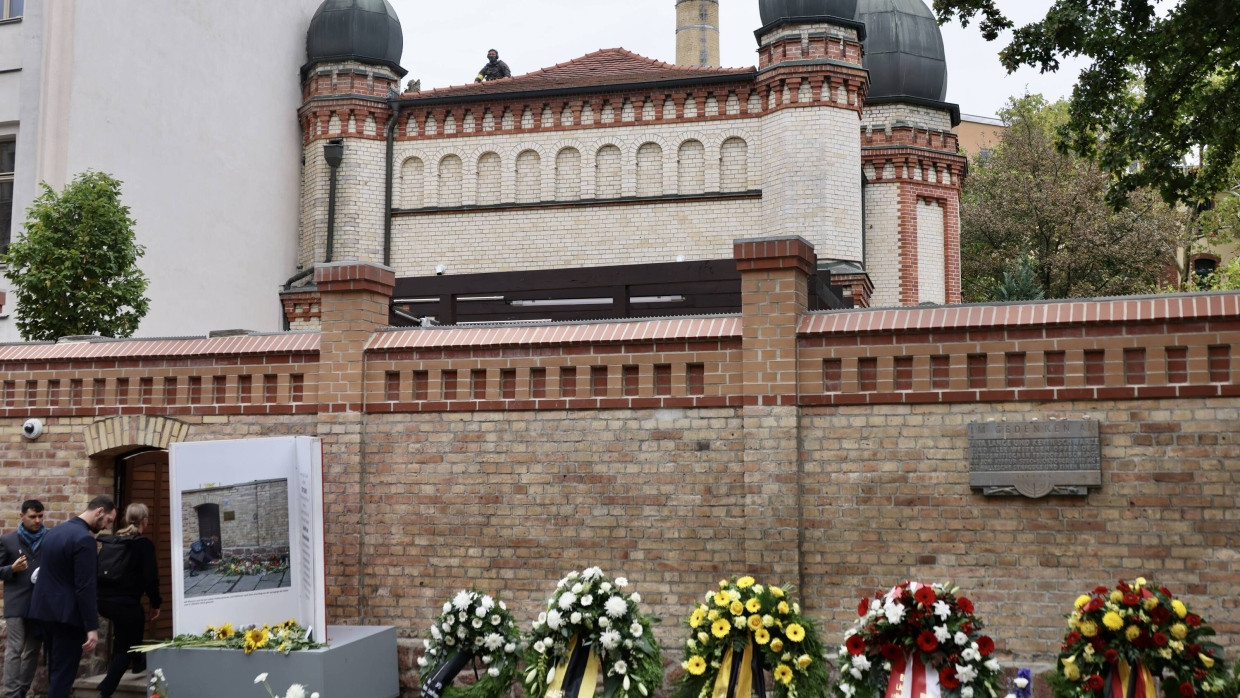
[[417, 589, 522, 698]]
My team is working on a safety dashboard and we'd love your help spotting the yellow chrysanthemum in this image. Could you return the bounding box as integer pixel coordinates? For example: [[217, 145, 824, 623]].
[[1172, 600, 1188, 618], [770, 638, 784, 653], [746, 597, 762, 614], [1110, 591, 1124, 603], [1126, 626, 1141, 641], [777, 601, 790, 615], [687, 656, 707, 675], [690, 608, 706, 628], [712, 618, 732, 639], [771, 587, 785, 598], [1075, 595, 1091, 610], [1143, 597, 1159, 611], [730, 600, 744, 616], [785, 623, 805, 643], [755, 628, 771, 645], [1170, 623, 1188, 640], [737, 576, 755, 589], [708, 609, 720, 621], [1102, 612, 1125, 631], [714, 591, 731, 607], [1080, 621, 1098, 638], [774, 665, 793, 685], [796, 654, 813, 670], [748, 615, 764, 631]]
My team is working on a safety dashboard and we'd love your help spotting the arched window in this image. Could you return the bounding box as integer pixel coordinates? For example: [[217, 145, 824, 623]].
[[636, 143, 663, 197], [677, 140, 705, 195], [720, 138, 748, 192], [555, 148, 581, 201], [515, 150, 541, 203], [595, 145, 621, 199], [476, 153, 501, 205], [438, 155, 462, 207], [400, 157, 424, 208]]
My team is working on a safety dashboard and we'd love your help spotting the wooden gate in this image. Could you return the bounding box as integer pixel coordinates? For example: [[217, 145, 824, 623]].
[[118, 450, 173, 640]]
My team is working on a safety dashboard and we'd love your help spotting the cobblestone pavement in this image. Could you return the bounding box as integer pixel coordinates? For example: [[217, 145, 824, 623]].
[[183, 567, 291, 597]]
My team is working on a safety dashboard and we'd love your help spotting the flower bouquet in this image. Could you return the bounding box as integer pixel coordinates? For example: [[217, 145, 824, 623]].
[[417, 589, 522, 698], [670, 577, 830, 698], [1051, 578, 1229, 698], [523, 567, 662, 698], [134, 619, 321, 655], [832, 582, 1003, 698]]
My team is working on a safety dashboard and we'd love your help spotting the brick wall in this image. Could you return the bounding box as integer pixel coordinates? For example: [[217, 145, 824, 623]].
[[0, 254, 1236, 696], [181, 479, 290, 559]]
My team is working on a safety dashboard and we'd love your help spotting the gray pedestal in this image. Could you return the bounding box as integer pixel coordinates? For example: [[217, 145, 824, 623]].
[[148, 625, 398, 698]]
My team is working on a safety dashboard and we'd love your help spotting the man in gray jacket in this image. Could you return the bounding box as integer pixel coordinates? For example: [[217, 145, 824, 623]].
[[0, 499, 46, 698]]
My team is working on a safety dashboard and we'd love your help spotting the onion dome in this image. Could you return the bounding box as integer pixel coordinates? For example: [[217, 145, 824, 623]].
[[758, 0, 860, 25], [305, 0, 405, 75], [858, 0, 947, 102]]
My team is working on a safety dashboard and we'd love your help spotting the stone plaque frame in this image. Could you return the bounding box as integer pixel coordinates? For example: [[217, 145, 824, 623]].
[[968, 420, 1101, 497]]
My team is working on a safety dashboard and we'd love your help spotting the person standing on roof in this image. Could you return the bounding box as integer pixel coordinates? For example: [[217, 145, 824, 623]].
[[475, 49, 511, 82]]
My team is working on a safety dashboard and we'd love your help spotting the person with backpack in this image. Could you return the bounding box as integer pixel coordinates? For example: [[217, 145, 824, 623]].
[[95, 503, 161, 698]]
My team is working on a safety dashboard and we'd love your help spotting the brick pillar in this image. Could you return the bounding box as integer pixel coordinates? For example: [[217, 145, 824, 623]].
[[734, 236, 812, 590], [314, 261, 394, 623]]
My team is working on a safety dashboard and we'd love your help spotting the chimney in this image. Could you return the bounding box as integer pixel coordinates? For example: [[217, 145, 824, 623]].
[[675, 0, 720, 67]]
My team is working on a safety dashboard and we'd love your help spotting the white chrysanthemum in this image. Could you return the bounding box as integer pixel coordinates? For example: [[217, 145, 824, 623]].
[[442, 620, 453, 631], [547, 610, 563, 630], [491, 615, 501, 625], [884, 602, 905, 624], [504, 642, 516, 653], [840, 684, 856, 697], [431, 626, 442, 640], [286, 684, 306, 698], [934, 625, 951, 642], [255, 673, 269, 684], [850, 667, 862, 679], [482, 655, 493, 664], [984, 659, 1001, 672], [732, 616, 745, 628], [600, 582, 612, 593], [453, 590, 473, 610], [559, 592, 578, 610], [953, 631, 969, 646], [485, 633, 504, 651], [443, 602, 452, 614], [605, 595, 628, 618], [584, 567, 603, 579], [1014, 678, 1029, 689], [457, 625, 468, 638], [445, 636, 456, 646], [615, 577, 628, 588], [630, 593, 641, 604], [598, 617, 611, 628], [476, 606, 487, 618], [629, 622, 643, 638], [417, 656, 428, 667], [538, 612, 547, 624], [488, 667, 501, 677], [472, 618, 483, 629], [570, 612, 582, 624], [600, 629, 622, 650], [613, 660, 628, 675], [955, 664, 977, 684], [423, 639, 431, 649], [580, 594, 593, 606], [481, 595, 495, 610], [572, 583, 584, 594]]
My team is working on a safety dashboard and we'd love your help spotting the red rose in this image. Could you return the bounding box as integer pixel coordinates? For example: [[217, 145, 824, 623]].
[[939, 666, 961, 690], [859, 597, 870, 617], [961, 622, 974, 634], [1087, 675, 1105, 692], [1123, 593, 1140, 606], [881, 643, 904, 662], [846, 635, 867, 656], [1179, 683, 1194, 698], [915, 587, 937, 607], [976, 636, 995, 656], [1186, 614, 1202, 627], [1118, 581, 1131, 592], [1187, 644, 1201, 657], [1093, 586, 1110, 595], [1105, 649, 1119, 664], [957, 597, 974, 614], [1086, 597, 1106, 613], [1153, 633, 1168, 647], [917, 631, 939, 653], [1152, 607, 1171, 625], [1066, 631, 1082, 646]]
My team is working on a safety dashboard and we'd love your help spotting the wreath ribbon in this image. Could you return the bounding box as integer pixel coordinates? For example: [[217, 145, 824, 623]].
[[712, 638, 763, 698], [885, 652, 941, 698], [1105, 660, 1156, 698], [549, 635, 600, 698], [421, 650, 473, 698]]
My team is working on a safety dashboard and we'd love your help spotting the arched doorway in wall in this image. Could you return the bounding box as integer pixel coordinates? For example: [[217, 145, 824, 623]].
[[115, 449, 174, 640]]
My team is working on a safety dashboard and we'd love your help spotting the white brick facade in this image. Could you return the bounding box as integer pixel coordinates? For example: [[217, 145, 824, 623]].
[[917, 200, 946, 304]]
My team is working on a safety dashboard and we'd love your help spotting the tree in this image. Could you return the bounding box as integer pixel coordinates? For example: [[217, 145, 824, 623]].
[[933, 0, 1240, 209], [961, 95, 1189, 301], [2, 171, 150, 340]]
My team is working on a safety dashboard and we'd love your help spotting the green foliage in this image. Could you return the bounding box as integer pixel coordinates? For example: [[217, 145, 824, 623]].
[[934, 0, 1240, 209], [2, 171, 149, 340], [961, 95, 1189, 301], [992, 256, 1046, 302], [1200, 257, 1240, 291]]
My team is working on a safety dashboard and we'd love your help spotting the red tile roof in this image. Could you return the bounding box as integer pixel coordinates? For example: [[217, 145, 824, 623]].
[[399, 48, 755, 102], [367, 316, 741, 351]]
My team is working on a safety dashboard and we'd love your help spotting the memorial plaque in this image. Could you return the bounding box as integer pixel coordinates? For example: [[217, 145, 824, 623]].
[[968, 420, 1101, 497]]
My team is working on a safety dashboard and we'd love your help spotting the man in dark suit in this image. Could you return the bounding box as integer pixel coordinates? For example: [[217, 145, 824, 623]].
[[28, 495, 116, 698], [0, 499, 47, 698]]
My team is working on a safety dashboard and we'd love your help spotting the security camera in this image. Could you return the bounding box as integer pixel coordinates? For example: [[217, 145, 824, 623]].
[[435, 264, 447, 276], [21, 419, 43, 440]]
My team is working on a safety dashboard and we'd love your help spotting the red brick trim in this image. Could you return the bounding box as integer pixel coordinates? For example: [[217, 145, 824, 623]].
[[733, 237, 816, 274], [315, 262, 396, 295]]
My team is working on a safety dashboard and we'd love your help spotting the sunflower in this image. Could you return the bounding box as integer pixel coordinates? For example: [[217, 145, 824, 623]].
[[218, 623, 236, 639], [243, 627, 269, 654], [711, 618, 732, 639], [737, 576, 755, 589], [785, 623, 805, 643], [687, 656, 707, 675], [754, 628, 770, 644], [689, 607, 706, 628], [745, 597, 762, 614], [774, 664, 793, 684]]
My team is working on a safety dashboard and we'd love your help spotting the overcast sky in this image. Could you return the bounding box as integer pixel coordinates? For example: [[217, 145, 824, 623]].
[[389, 0, 1088, 119]]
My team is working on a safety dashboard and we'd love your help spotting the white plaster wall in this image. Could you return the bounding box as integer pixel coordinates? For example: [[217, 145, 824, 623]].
[[0, 1, 317, 342], [916, 200, 945, 304], [759, 106, 862, 262], [864, 179, 901, 308]]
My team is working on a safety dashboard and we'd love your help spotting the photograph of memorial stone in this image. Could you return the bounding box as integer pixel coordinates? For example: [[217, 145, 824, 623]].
[[180, 478, 292, 597]]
